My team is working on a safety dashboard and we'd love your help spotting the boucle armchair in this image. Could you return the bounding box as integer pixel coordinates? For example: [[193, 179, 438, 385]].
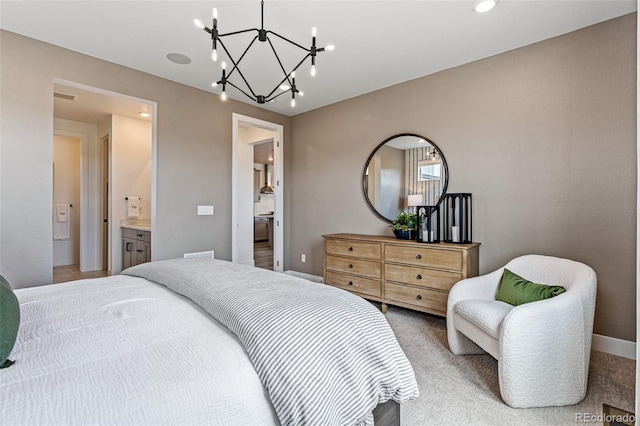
[[446, 254, 597, 408]]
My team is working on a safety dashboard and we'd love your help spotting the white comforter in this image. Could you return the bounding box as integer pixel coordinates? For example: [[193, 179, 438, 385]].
[[1, 275, 279, 425], [123, 259, 419, 426]]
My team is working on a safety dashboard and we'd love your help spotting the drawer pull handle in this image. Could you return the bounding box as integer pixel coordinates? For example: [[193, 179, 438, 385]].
[[416, 295, 423, 300], [137, 249, 144, 253], [348, 247, 354, 251], [416, 254, 422, 259], [348, 264, 354, 269], [137, 233, 144, 237], [348, 281, 353, 286], [416, 274, 422, 280]]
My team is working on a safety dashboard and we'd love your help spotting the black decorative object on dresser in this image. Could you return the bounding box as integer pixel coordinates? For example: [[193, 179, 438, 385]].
[[416, 205, 440, 243], [323, 233, 479, 317], [443, 193, 472, 244]]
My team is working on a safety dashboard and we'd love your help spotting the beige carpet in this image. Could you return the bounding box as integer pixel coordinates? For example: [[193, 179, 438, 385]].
[[383, 305, 635, 425]]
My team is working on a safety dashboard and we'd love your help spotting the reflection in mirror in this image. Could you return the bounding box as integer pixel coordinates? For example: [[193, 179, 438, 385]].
[[418, 159, 442, 181], [363, 134, 448, 223]]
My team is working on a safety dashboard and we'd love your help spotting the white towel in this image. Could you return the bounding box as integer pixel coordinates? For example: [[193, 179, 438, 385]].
[[127, 197, 140, 218], [55, 204, 68, 223], [53, 204, 70, 240]]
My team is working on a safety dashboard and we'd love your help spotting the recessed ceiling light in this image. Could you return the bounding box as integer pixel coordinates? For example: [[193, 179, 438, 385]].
[[472, 0, 498, 13], [166, 52, 192, 65], [139, 112, 150, 118]]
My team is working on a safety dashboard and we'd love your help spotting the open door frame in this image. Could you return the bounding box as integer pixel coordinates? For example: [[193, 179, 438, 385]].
[[232, 113, 284, 272], [53, 121, 96, 272]]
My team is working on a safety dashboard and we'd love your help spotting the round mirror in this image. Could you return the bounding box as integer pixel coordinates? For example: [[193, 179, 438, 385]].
[[362, 133, 449, 223]]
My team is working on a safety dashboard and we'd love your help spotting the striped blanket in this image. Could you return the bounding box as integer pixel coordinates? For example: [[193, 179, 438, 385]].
[[123, 258, 419, 425]]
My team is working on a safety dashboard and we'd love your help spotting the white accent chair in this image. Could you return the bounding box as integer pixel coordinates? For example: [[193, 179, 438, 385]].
[[446, 254, 597, 408]]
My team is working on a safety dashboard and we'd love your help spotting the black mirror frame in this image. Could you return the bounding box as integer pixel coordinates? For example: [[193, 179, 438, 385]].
[[362, 133, 449, 223]]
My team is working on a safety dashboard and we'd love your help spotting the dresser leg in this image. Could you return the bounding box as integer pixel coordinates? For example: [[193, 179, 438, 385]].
[[381, 303, 388, 314]]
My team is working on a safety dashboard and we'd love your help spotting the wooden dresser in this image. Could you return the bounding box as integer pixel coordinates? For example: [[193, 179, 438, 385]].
[[323, 233, 480, 316]]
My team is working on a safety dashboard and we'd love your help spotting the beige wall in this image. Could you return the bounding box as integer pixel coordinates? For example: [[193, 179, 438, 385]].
[[0, 29, 291, 287], [290, 14, 637, 341], [52, 135, 81, 267]]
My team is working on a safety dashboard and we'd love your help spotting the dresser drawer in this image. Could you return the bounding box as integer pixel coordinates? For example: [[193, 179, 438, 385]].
[[325, 271, 381, 298], [325, 255, 381, 279], [385, 245, 462, 271], [385, 282, 448, 315], [325, 239, 381, 260], [385, 264, 461, 291]]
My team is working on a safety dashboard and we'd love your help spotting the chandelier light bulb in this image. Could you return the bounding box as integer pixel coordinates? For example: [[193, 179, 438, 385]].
[[325, 45, 335, 51], [280, 84, 290, 91], [213, 7, 218, 19], [211, 49, 218, 61], [292, 71, 296, 78], [221, 61, 227, 70], [310, 65, 317, 77], [312, 27, 317, 37], [194, 19, 205, 29], [212, 81, 218, 87], [299, 91, 304, 97], [291, 98, 296, 107], [221, 91, 227, 101], [472, 0, 498, 13]]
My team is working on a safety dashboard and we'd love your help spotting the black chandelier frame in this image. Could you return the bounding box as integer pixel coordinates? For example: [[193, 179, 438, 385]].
[[197, 1, 332, 105]]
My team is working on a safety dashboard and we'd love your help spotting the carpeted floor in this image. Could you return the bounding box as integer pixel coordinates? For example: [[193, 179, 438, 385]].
[[382, 304, 635, 425]]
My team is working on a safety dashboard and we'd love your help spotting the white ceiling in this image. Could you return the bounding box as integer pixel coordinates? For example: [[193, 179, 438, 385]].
[[1, 1, 636, 117]]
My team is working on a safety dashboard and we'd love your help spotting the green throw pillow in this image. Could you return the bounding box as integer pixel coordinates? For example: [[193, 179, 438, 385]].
[[495, 268, 566, 306], [0, 275, 20, 368]]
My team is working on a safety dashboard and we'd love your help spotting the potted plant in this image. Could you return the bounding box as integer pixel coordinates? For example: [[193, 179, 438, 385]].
[[391, 211, 417, 240]]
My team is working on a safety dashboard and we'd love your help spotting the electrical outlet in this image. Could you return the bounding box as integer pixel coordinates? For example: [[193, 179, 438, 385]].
[[301, 254, 306, 263]]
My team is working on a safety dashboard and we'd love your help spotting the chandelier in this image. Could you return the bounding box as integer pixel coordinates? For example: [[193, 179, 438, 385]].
[[194, 1, 334, 107]]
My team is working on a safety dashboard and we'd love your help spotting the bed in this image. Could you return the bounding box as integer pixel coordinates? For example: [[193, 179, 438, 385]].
[[1, 258, 419, 425]]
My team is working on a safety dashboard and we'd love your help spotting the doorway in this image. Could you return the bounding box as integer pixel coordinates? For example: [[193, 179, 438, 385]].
[[52, 79, 156, 279], [253, 140, 275, 270], [52, 134, 82, 269], [232, 113, 284, 272], [101, 134, 110, 272]]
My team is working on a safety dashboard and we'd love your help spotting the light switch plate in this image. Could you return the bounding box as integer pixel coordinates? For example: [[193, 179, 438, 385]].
[[197, 205, 214, 216]]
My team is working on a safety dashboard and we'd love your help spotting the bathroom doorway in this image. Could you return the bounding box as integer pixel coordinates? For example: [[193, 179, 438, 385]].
[[101, 134, 110, 272], [52, 133, 81, 269], [52, 80, 156, 282]]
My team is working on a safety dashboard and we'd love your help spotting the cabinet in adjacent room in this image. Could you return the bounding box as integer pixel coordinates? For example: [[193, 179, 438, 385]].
[[122, 227, 151, 269]]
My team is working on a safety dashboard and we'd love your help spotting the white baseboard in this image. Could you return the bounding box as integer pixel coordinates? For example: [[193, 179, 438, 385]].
[[592, 334, 636, 359], [283, 270, 324, 283]]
